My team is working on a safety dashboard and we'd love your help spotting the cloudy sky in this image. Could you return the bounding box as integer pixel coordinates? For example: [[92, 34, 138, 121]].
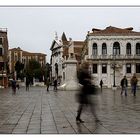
[[1, 7, 140, 62]]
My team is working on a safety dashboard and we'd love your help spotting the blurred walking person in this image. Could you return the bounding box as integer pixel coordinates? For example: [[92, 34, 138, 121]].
[[54, 79, 57, 91], [76, 62, 99, 123], [131, 74, 138, 96], [26, 77, 30, 91], [11, 77, 16, 94], [120, 76, 128, 96], [99, 79, 103, 92]]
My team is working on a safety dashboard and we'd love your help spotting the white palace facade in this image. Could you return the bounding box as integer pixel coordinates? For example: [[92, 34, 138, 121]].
[[85, 26, 140, 88]]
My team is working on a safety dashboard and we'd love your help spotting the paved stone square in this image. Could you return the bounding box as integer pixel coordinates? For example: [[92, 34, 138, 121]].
[[0, 86, 140, 134]]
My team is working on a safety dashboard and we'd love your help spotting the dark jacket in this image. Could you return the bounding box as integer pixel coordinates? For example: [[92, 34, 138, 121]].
[[100, 80, 103, 86], [121, 78, 128, 87], [77, 69, 96, 104]]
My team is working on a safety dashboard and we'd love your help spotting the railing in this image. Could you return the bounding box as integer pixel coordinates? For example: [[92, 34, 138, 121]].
[[90, 54, 140, 60], [125, 55, 134, 59], [134, 54, 140, 59], [110, 54, 124, 59]]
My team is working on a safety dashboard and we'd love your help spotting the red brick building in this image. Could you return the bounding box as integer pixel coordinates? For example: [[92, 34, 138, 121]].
[[8, 47, 46, 77]]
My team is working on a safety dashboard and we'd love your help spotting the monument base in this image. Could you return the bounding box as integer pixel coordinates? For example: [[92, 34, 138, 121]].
[[58, 80, 81, 90]]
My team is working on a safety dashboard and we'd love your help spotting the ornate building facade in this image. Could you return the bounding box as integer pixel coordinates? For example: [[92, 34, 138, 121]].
[[0, 28, 9, 88], [85, 26, 140, 88]]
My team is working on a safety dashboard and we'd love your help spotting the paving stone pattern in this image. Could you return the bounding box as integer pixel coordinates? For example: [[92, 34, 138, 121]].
[[0, 87, 140, 134]]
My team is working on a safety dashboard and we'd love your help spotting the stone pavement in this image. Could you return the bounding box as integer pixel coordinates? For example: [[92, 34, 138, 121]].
[[0, 86, 140, 134]]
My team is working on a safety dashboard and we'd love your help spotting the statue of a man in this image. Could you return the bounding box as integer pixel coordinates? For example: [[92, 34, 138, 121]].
[[68, 38, 74, 58]]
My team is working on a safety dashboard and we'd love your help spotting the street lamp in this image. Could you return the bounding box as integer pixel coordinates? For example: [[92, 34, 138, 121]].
[[112, 55, 116, 87], [112, 63, 116, 87]]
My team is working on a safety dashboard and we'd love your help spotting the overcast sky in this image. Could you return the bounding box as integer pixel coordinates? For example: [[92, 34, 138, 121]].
[[1, 7, 140, 62]]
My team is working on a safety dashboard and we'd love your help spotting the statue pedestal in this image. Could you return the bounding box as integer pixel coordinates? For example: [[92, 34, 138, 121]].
[[58, 58, 80, 90]]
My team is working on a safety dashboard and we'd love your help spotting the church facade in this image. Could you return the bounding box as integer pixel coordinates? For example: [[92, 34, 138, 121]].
[[85, 26, 140, 87], [50, 33, 84, 85]]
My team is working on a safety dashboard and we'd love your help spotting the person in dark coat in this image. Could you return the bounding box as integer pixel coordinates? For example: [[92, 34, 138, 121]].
[[76, 62, 99, 123], [26, 77, 30, 91], [131, 74, 138, 96], [11, 78, 16, 94], [53, 79, 57, 91], [120, 76, 128, 96], [100, 79, 103, 92]]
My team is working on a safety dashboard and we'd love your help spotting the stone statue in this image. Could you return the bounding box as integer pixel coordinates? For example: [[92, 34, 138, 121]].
[[68, 38, 75, 59]]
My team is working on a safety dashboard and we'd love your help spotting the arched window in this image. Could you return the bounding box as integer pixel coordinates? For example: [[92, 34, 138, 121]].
[[136, 43, 140, 55], [113, 42, 120, 55], [126, 43, 131, 55], [92, 43, 97, 55], [102, 43, 107, 55]]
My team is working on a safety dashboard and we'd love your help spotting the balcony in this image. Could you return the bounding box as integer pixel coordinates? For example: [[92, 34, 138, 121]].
[[110, 55, 124, 59], [100, 55, 110, 59], [89, 54, 140, 60], [134, 54, 140, 59], [125, 55, 134, 59]]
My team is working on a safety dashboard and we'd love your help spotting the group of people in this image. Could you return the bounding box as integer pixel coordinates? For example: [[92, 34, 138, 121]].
[[76, 61, 139, 124], [11, 78, 20, 94], [10, 63, 139, 125], [11, 77, 32, 94], [46, 77, 58, 92], [120, 74, 138, 96]]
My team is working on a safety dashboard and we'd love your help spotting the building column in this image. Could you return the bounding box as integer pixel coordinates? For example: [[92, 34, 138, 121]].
[[122, 63, 126, 76], [98, 63, 101, 87], [98, 42, 102, 56], [107, 62, 111, 88], [132, 63, 135, 74], [88, 39, 92, 58], [132, 41, 135, 56]]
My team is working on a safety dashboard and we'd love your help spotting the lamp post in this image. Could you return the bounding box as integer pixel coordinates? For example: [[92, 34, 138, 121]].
[[112, 55, 116, 87], [113, 63, 116, 87]]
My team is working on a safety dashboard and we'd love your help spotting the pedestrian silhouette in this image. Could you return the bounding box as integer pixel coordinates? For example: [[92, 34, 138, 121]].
[[131, 74, 138, 96], [26, 77, 30, 91], [99, 79, 103, 92], [120, 76, 128, 96], [54, 79, 57, 91], [76, 62, 99, 123], [11, 77, 16, 94]]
